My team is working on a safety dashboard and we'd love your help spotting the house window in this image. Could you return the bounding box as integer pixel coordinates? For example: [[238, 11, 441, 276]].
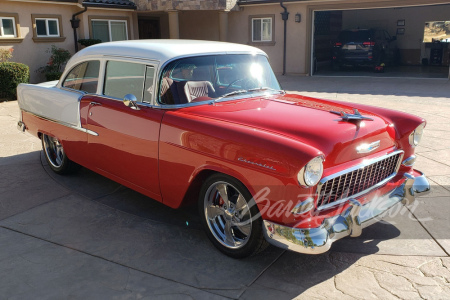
[[0, 17, 16, 37], [252, 17, 272, 42], [35, 18, 60, 37], [91, 20, 128, 42], [31, 14, 64, 42]]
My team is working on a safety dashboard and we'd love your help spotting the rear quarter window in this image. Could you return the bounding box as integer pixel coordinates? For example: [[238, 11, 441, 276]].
[[62, 60, 100, 93]]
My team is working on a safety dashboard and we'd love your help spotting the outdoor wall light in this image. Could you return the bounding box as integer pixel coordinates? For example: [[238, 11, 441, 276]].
[[295, 13, 301, 23]]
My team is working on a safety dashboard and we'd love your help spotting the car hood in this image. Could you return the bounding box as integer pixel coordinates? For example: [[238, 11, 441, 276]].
[[181, 94, 396, 166]]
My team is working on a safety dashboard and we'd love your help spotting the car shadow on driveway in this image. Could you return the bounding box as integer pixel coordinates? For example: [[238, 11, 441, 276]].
[[3, 151, 437, 299]]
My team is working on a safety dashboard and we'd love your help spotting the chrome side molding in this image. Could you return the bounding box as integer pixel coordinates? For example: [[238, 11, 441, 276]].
[[20, 109, 99, 136]]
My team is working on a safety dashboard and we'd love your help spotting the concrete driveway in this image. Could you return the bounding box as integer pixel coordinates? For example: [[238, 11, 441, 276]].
[[1, 76, 449, 299]]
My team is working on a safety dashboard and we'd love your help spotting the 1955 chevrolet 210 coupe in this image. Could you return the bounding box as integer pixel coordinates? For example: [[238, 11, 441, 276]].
[[17, 40, 430, 258]]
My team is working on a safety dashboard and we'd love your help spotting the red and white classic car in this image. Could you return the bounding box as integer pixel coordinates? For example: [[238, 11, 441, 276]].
[[17, 40, 430, 258]]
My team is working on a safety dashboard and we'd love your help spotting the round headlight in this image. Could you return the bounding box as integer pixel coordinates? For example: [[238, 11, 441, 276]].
[[298, 156, 324, 187], [409, 123, 425, 147]]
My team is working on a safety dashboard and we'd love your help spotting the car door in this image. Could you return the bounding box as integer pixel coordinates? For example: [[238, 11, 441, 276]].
[[82, 59, 164, 201]]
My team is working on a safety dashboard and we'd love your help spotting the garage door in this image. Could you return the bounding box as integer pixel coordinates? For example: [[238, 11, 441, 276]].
[[312, 4, 450, 79]]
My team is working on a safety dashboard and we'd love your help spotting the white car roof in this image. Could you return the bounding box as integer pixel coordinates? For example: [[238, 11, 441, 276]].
[[69, 39, 267, 65]]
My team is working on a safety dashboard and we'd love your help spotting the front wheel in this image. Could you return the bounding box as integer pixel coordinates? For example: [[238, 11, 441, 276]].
[[198, 174, 268, 258], [41, 134, 78, 174]]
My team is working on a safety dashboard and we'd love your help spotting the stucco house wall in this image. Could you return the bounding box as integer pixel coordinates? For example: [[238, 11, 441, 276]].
[[0, 1, 136, 83], [229, 3, 308, 75], [179, 11, 221, 41], [0, 1, 78, 83]]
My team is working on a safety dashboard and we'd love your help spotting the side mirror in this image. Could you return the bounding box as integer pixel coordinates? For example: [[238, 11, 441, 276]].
[[123, 94, 140, 110]]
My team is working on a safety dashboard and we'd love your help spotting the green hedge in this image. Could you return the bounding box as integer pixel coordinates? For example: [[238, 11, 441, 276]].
[[0, 62, 29, 101], [78, 39, 102, 47]]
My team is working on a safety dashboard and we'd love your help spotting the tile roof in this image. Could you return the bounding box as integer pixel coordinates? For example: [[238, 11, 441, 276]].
[[82, 0, 137, 10]]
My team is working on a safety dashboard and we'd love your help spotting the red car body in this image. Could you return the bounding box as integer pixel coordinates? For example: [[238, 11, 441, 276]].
[[17, 40, 430, 256]]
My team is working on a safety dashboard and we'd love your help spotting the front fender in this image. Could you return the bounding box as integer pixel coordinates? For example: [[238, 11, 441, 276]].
[[158, 110, 321, 209]]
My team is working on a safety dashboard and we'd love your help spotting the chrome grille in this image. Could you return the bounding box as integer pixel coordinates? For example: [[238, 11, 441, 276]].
[[317, 152, 402, 209]]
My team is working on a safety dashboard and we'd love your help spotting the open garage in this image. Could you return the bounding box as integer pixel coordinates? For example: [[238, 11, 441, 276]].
[[312, 4, 450, 78]]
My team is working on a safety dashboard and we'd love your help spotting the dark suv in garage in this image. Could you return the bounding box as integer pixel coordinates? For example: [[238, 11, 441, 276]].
[[332, 29, 398, 70]]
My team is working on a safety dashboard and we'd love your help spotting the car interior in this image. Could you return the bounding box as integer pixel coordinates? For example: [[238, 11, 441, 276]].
[[158, 54, 280, 106], [160, 65, 217, 105]]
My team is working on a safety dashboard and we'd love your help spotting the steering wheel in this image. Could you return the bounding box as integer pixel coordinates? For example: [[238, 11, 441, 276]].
[[224, 77, 256, 94]]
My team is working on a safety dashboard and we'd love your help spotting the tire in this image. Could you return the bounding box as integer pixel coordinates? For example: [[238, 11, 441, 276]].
[[198, 174, 268, 258], [41, 134, 78, 174]]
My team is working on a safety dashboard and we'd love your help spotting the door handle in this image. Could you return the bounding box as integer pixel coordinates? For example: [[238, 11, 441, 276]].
[[90, 102, 102, 106]]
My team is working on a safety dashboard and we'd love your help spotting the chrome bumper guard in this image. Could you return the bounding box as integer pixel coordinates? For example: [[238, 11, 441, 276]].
[[262, 171, 430, 255]]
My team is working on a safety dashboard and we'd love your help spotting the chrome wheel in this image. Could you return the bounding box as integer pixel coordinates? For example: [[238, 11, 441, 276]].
[[204, 181, 252, 249], [43, 134, 65, 168]]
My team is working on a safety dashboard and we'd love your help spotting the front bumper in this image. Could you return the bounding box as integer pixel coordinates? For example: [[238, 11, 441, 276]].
[[262, 171, 430, 254]]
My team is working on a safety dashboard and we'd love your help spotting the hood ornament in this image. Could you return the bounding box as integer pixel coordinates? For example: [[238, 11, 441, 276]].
[[330, 109, 374, 121], [356, 140, 380, 153]]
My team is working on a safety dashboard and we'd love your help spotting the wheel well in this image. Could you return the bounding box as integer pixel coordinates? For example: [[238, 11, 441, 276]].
[[179, 169, 218, 207], [179, 169, 254, 208]]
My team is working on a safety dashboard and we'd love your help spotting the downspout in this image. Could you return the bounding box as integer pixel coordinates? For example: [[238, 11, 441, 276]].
[[71, 6, 88, 53], [280, 1, 289, 75]]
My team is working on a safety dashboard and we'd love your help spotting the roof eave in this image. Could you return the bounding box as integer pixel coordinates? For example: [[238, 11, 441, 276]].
[[82, 2, 137, 10], [238, 0, 308, 6]]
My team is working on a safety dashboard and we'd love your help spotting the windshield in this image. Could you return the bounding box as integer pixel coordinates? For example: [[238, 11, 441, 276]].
[[159, 54, 282, 105]]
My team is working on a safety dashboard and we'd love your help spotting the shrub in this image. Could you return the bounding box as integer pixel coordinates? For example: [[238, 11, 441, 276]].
[[0, 62, 30, 101], [78, 39, 102, 47], [37, 45, 71, 81], [0, 48, 14, 63]]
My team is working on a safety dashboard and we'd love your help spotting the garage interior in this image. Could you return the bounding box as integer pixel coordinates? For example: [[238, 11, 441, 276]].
[[312, 4, 450, 78]]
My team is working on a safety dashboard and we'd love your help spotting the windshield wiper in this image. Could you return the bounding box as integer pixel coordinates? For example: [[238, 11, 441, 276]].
[[248, 87, 286, 94], [212, 87, 285, 104], [214, 89, 249, 102]]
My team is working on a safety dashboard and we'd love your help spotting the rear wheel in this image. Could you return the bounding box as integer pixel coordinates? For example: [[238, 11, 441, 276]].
[[41, 134, 78, 174], [198, 174, 268, 258]]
